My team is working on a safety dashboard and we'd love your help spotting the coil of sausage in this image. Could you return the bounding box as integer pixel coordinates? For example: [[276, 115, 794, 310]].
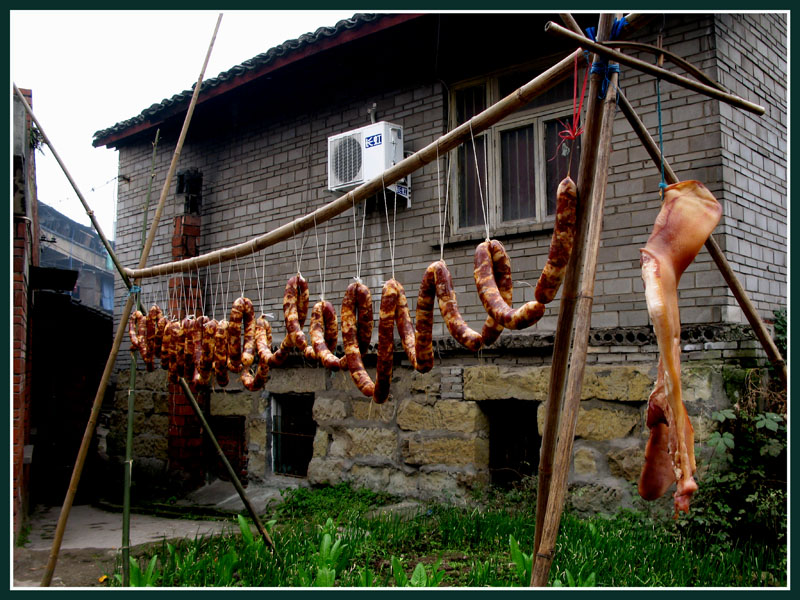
[[473, 240, 545, 330], [309, 300, 343, 370], [168, 319, 184, 384], [341, 281, 375, 397], [128, 310, 144, 352], [535, 176, 578, 304], [160, 318, 174, 371], [269, 275, 311, 366]]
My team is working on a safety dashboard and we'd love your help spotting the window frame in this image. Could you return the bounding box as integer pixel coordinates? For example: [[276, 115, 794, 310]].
[[448, 75, 578, 238]]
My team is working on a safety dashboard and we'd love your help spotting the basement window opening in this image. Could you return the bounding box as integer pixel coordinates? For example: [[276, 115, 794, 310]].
[[269, 393, 316, 478], [480, 399, 541, 488]]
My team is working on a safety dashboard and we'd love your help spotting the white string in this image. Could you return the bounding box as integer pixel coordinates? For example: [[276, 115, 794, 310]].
[[225, 260, 233, 316], [251, 251, 264, 314], [313, 213, 329, 301], [381, 174, 396, 280], [234, 255, 244, 299], [260, 250, 267, 316], [351, 196, 367, 282], [469, 121, 490, 241]]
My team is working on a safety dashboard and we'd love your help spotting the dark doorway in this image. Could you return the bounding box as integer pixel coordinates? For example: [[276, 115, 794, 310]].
[[269, 393, 316, 477], [29, 291, 112, 505], [479, 400, 541, 487], [206, 415, 247, 483]]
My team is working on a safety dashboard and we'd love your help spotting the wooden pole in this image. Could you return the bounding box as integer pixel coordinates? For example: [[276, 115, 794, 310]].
[[532, 12, 622, 587], [616, 92, 787, 385], [544, 21, 766, 116], [178, 378, 279, 556], [533, 12, 613, 559], [39, 14, 223, 586], [124, 13, 654, 281]]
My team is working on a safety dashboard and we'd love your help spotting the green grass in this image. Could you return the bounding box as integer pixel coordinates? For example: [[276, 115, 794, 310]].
[[106, 483, 787, 588]]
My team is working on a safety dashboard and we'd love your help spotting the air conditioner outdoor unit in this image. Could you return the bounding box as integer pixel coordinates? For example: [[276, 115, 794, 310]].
[[327, 121, 410, 205]]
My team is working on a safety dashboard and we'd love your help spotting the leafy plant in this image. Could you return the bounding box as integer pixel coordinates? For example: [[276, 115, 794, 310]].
[[114, 556, 160, 587], [390, 555, 446, 587], [552, 564, 597, 587], [508, 535, 532, 586]]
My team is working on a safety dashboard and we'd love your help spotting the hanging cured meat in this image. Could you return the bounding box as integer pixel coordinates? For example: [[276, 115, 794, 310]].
[[637, 180, 721, 516]]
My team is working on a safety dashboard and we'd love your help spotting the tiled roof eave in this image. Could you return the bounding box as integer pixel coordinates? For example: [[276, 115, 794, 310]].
[[93, 13, 423, 148]]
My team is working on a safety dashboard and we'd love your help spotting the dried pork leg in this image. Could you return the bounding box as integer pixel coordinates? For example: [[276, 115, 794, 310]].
[[638, 180, 721, 516]]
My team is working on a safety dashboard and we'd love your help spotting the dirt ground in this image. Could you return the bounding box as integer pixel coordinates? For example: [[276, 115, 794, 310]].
[[13, 546, 119, 588]]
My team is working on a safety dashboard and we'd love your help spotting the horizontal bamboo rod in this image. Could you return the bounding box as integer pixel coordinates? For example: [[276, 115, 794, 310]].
[[617, 92, 786, 384], [544, 21, 766, 115]]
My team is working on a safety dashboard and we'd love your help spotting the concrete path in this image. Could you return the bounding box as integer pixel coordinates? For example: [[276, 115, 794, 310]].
[[23, 504, 238, 552]]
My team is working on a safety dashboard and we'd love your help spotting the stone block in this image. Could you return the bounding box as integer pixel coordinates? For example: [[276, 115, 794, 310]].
[[402, 435, 489, 467], [463, 365, 549, 401], [312, 396, 348, 422], [538, 401, 640, 441], [210, 391, 252, 416], [607, 444, 645, 481], [312, 429, 329, 458], [306, 457, 347, 486], [248, 417, 267, 449], [348, 464, 391, 490], [247, 453, 266, 479], [351, 398, 396, 423], [573, 447, 597, 475], [265, 367, 325, 394], [396, 400, 488, 433], [347, 427, 398, 459], [581, 365, 655, 402], [147, 414, 169, 437], [133, 435, 168, 460]]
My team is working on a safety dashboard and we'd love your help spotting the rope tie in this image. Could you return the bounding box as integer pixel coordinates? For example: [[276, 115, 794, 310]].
[[128, 284, 141, 296], [585, 17, 627, 100], [656, 77, 668, 198]]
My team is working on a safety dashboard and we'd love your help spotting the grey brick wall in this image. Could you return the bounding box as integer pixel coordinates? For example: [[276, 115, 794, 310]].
[[111, 13, 786, 369], [714, 13, 788, 320]]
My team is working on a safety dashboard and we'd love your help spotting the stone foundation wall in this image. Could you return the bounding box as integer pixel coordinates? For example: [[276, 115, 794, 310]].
[[103, 323, 767, 512]]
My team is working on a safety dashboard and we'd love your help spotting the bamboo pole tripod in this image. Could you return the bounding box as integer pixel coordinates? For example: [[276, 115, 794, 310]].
[[17, 11, 781, 588]]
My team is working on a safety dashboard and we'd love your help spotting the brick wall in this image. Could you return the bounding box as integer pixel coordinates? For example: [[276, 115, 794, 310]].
[[714, 13, 787, 321], [13, 88, 38, 539]]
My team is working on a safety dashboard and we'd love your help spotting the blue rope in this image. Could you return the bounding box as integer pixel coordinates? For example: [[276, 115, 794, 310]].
[[128, 284, 141, 296], [585, 17, 627, 99], [656, 78, 667, 196]]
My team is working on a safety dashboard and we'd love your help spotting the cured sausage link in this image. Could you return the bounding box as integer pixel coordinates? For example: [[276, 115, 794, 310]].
[[213, 320, 229, 387], [414, 264, 437, 374], [535, 176, 578, 304], [341, 281, 375, 397], [433, 261, 483, 352], [227, 298, 245, 373], [309, 300, 342, 370], [480, 240, 513, 346], [473, 240, 545, 330], [374, 279, 400, 404], [191, 315, 209, 387]]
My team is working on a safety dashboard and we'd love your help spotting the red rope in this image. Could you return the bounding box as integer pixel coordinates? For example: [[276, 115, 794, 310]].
[[550, 52, 589, 162]]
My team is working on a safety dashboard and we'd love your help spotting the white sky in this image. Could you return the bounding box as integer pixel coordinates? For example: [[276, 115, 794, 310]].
[[10, 10, 360, 241]]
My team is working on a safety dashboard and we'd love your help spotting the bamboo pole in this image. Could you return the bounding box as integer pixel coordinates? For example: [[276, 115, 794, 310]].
[[532, 13, 623, 587], [544, 22, 766, 116], [121, 129, 161, 586], [616, 92, 787, 384], [12, 84, 133, 291], [178, 378, 278, 556], [124, 13, 653, 281], [122, 354, 137, 586], [39, 14, 223, 586], [532, 12, 613, 560]]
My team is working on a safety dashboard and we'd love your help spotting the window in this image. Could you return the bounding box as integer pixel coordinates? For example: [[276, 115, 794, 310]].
[[269, 393, 316, 477], [450, 68, 580, 234]]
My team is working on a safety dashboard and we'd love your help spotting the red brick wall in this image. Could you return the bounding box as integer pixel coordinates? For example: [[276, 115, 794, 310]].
[[13, 88, 37, 539], [166, 214, 207, 488]]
